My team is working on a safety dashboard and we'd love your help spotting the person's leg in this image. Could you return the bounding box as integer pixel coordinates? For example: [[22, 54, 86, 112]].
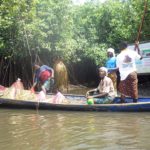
[[93, 96, 113, 104], [94, 98, 104, 104], [118, 80, 126, 103], [41, 85, 46, 94], [49, 78, 54, 92], [42, 79, 50, 94], [103, 96, 114, 104], [119, 73, 138, 103]]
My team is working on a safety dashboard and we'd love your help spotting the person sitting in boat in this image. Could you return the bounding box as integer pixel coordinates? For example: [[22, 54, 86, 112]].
[[86, 67, 115, 104], [32, 64, 54, 94]]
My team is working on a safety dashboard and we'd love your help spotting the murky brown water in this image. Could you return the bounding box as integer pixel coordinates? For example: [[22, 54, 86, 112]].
[[0, 84, 150, 150], [0, 109, 150, 150]]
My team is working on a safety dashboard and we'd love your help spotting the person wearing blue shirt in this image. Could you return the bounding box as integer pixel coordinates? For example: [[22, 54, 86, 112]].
[[106, 48, 117, 95]]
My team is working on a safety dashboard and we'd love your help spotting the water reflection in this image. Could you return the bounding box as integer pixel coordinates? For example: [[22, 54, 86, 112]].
[[0, 109, 150, 150]]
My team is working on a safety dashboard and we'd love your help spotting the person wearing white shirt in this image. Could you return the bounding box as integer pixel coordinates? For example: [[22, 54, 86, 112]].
[[116, 41, 142, 103]]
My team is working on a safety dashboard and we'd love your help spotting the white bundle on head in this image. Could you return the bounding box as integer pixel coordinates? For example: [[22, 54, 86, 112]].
[[99, 67, 108, 74], [107, 48, 115, 56]]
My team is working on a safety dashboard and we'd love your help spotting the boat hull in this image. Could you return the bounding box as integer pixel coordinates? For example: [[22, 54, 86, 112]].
[[0, 96, 150, 112]]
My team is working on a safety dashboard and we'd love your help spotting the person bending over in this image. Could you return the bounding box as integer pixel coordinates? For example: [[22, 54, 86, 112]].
[[32, 64, 54, 94]]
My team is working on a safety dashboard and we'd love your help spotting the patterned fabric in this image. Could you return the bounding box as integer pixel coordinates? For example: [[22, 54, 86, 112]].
[[94, 96, 114, 104], [108, 72, 117, 92], [118, 71, 138, 99]]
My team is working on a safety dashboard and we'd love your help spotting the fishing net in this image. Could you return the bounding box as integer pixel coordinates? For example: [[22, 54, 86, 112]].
[[53, 61, 68, 91]]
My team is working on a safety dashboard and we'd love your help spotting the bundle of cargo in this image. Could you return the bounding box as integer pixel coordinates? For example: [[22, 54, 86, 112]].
[[0, 79, 84, 104], [0, 78, 36, 101], [1, 87, 36, 101]]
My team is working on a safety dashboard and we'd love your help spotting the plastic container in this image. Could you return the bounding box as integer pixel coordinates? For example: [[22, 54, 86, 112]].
[[87, 98, 94, 105]]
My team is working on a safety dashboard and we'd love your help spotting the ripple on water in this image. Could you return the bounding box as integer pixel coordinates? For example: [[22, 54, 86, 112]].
[[0, 110, 150, 150]]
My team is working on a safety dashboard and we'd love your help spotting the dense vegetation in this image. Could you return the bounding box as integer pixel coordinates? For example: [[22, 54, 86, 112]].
[[0, 0, 149, 87]]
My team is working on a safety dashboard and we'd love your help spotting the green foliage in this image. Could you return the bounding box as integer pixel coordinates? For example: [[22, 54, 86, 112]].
[[1, 0, 149, 60], [0, 0, 149, 85]]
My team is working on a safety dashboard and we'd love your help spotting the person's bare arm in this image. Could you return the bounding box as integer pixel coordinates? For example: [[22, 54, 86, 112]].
[[87, 92, 108, 99], [51, 68, 54, 78], [86, 88, 98, 98]]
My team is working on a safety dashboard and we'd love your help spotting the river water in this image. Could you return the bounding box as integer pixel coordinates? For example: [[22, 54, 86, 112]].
[[0, 108, 150, 150]]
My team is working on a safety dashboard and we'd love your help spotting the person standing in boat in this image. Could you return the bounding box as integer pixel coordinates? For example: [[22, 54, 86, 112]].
[[105, 48, 118, 95], [116, 41, 142, 103], [32, 64, 54, 94], [86, 67, 115, 104]]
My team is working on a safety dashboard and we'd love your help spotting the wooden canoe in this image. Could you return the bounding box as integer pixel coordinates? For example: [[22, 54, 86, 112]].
[[0, 94, 150, 112]]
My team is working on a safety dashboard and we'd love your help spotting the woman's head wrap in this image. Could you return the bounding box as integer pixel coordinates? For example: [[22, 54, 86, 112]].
[[99, 67, 108, 74], [107, 48, 115, 56]]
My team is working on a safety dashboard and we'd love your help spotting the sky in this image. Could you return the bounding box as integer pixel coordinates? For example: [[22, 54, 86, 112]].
[[72, 0, 106, 5]]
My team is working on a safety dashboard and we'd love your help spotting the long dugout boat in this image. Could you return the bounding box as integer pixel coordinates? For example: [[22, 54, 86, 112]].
[[0, 94, 150, 112]]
